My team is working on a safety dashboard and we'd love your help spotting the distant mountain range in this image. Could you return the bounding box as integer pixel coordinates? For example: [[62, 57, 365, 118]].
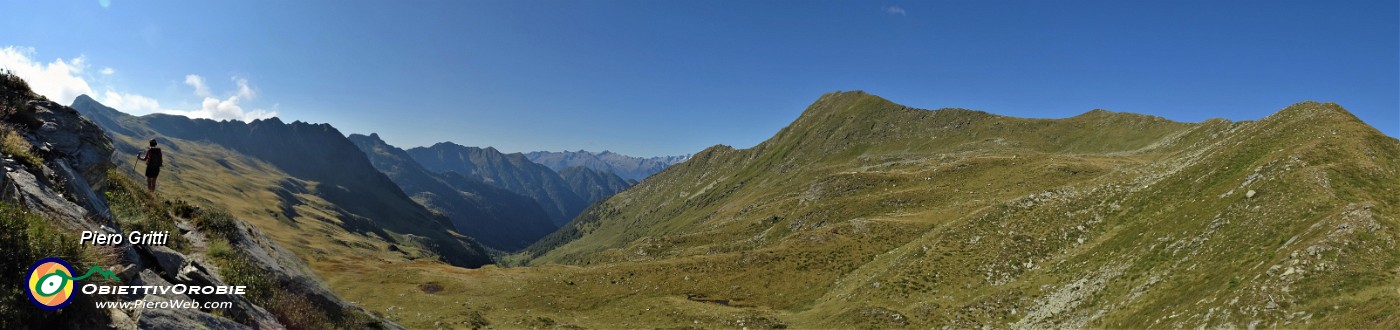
[[558, 166, 631, 205], [525, 150, 689, 182], [406, 143, 591, 227], [349, 133, 557, 251]]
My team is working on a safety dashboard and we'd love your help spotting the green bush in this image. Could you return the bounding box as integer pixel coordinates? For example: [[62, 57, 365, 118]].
[[0, 70, 39, 118], [0, 203, 112, 328]]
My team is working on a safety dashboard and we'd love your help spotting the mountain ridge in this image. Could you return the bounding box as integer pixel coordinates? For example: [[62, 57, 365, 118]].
[[558, 165, 632, 206], [348, 132, 557, 251], [521, 91, 1400, 328], [407, 142, 588, 226], [72, 94, 493, 268]]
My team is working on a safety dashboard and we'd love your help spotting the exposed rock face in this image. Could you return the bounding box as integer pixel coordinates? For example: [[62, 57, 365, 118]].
[[134, 304, 251, 330], [1, 99, 114, 226], [28, 99, 113, 185]]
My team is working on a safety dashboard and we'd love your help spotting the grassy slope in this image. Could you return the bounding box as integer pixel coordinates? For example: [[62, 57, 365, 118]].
[[71, 104, 505, 325], [304, 92, 1399, 329], [479, 93, 1396, 328], [70, 91, 1399, 328]]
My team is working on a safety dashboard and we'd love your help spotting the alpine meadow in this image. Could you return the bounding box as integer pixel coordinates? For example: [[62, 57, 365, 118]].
[[1, 1, 1397, 329]]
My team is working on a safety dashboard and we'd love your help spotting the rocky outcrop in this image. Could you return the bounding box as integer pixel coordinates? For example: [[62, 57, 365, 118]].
[[0, 97, 286, 328], [1, 99, 114, 227]]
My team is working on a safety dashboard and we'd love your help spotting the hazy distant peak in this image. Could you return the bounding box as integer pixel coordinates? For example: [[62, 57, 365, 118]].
[[525, 149, 690, 181]]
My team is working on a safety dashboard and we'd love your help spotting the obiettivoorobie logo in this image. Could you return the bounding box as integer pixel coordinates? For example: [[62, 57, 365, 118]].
[[25, 257, 120, 310]]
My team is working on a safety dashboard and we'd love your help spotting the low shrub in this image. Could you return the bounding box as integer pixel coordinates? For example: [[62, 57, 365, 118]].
[[0, 125, 40, 168]]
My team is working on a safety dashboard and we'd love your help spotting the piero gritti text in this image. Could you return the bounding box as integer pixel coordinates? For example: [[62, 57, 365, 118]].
[[80, 230, 171, 246]]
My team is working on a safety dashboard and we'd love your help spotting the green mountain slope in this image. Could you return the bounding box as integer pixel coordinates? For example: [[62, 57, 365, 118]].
[[349, 133, 556, 251], [522, 91, 1400, 327], [408, 143, 587, 226], [72, 95, 492, 269]]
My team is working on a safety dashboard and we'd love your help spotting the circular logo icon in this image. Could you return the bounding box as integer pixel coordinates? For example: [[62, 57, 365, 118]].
[[26, 257, 76, 310]]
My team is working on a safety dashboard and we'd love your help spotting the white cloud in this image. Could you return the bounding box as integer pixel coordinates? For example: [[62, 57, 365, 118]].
[[883, 5, 907, 16], [102, 89, 276, 122], [160, 78, 276, 121], [0, 46, 95, 104], [1, 45, 276, 122], [232, 76, 254, 99], [100, 90, 163, 113], [184, 74, 210, 97]]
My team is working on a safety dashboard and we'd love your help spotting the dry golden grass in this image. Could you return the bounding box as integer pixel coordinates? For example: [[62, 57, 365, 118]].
[[0, 125, 39, 167]]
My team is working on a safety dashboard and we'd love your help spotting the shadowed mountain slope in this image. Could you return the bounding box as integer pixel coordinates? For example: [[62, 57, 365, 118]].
[[559, 166, 632, 207], [72, 95, 491, 268], [349, 133, 556, 251], [407, 143, 587, 226]]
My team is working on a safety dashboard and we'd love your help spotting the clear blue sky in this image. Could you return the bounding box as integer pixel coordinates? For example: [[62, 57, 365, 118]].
[[2, 1, 1395, 156]]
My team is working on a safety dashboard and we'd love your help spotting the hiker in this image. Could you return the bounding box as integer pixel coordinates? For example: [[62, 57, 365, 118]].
[[136, 139, 163, 192]]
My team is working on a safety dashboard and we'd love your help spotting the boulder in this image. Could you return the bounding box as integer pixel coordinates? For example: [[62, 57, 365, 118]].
[[175, 259, 283, 329], [142, 245, 190, 279], [25, 99, 113, 185], [1, 167, 91, 228], [125, 269, 190, 302], [134, 300, 250, 330], [108, 308, 137, 330], [55, 158, 112, 221]]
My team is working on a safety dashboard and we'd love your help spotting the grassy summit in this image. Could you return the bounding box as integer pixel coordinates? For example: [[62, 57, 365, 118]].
[[509, 92, 1400, 328]]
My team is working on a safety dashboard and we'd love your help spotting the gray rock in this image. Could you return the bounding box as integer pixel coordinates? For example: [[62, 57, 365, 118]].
[[143, 245, 190, 279], [108, 308, 137, 330], [135, 303, 250, 330], [55, 158, 112, 221], [1, 168, 91, 228], [1246, 190, 1257, 198], [174, 259, 284, 329], [114, 264, 142, 284], [26, 99, 114, 184], [126, 269, 191, 302]]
